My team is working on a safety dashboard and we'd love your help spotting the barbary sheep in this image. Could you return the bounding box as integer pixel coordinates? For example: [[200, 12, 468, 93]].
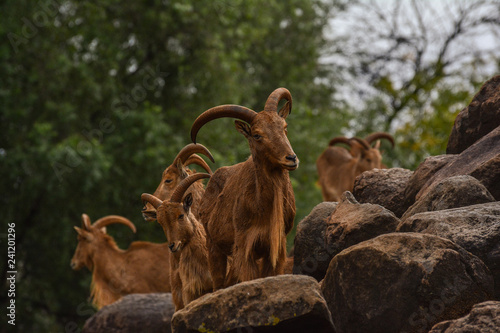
[[191, 87, 298, 290], [141, 173, 212, 311], [316, 132, 394, 202], [142, 143, 214, 222], [71, 214, 171, 309]]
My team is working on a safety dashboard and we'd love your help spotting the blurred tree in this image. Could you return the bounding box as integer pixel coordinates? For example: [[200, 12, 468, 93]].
[[0, 0, 343, 330], [326, 0, 500, 169]]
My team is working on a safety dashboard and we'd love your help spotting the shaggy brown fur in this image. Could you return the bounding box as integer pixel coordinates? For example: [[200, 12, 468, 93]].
[[192, 88, 297, 290], [142, 173, 213, 311], [71, 215, 171, 309], [316, 132, 394, 202]]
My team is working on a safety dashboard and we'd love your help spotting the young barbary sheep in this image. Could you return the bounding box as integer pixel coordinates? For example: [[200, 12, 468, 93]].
[[142, 173, 213, 311], [71, 214, 171, 309], [191, 87, 298, 290], [316, 132, 394, 202], [142, 143, 214, 222]]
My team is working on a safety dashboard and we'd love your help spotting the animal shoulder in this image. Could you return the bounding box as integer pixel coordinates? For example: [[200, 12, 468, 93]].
[[322, 147, 352, 163]]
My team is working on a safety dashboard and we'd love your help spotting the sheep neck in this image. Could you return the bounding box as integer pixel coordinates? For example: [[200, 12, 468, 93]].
[[245, 156, 288, 268], [249, 156, 289, 214]]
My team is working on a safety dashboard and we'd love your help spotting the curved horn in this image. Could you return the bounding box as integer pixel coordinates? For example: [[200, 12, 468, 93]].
[[328, 137, 352, 147], [264, 87, 292, 113], [170, 173, 211, 203], [183, 154, 213, 175], [82, 214, 92, 230], [172, 143, 215, 167], [364, 132, 395, 147], [351, 137, 371, 150], [141, 193, 163, 209], [191, 105, 257, 144], [92, 215, 136, 233]]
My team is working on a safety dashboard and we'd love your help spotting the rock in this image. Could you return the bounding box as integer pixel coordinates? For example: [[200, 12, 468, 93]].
[[353, 167, 413, 217], [321, 233, 494, 333], [293, 201, 338, 281], [429, 301, 500, 333], [324, 192, 400, 268], [403, 155, 457, 210], [401, 175, 495, 220], [470, 151, 500, 200], [83, 293, 175, 333], [397, 202, 500, 299], [417, 126, 500, 201], [171, 275, 336, 333], [447, 75, 500, 154]]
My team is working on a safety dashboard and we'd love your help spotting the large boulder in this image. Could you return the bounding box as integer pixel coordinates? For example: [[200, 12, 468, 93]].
[[429, 301, 500, 333], [403, 155, 457, 210], [401, 175, 495, 220], [397, 202, 500, 299], [171, 275, 336, 333], [447, 75, 500, 154], [324, 192, 400, 267], [417, 125, 500, 201], [83, 293, 175, 333], [293, 201, 337, 281], [353, 167, 413, 217], [321, 233, 494, 333]]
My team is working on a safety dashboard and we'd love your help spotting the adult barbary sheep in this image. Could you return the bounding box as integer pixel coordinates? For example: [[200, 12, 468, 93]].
[[71, 214, 171, 309], [316, 132, 394, 202], [191, 87, 298, 290], [142, 173, 213, 311], [142, 143, 214, 221]]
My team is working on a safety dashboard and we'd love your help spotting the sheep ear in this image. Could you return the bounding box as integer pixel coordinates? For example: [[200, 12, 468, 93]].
[[183, 193, 193, 212], [74, 226, 94, 241], [278, 101, 291, 119], [100, 227, 107, 234], [176, 158, 188, 179], [235, 120, 251, 139]]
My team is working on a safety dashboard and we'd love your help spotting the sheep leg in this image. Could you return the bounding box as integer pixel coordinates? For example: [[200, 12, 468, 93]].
[[227, 244, 261, 283], [207, 239, 228, 290], [322, 185, 340, 202]]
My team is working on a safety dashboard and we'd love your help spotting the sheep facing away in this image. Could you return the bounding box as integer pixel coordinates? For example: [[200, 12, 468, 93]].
[[316, 132, 394, 202], [191, 87, 298, 290], [142, 143, 214, 222], [142, 173, 213, 311], [71, 214, 171, 309]]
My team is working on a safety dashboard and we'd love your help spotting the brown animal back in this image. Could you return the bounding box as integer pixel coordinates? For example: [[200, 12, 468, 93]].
[[125, 242, 171, 292], [198, 163, 242, 224], [319, 146, 352, 165]]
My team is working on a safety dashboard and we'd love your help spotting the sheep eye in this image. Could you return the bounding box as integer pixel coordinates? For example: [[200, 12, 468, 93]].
[[253, 134, 262, 140], [178, 214, 184, 220], [165, 179, 173, 184]]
